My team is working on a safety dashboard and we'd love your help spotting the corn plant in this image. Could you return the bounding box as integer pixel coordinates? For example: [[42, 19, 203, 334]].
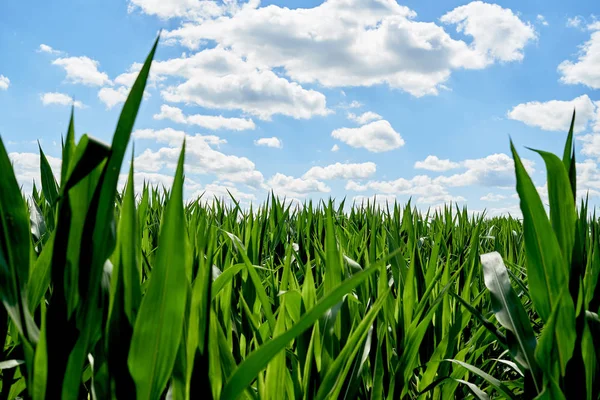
[[459, 113, 600, 399]]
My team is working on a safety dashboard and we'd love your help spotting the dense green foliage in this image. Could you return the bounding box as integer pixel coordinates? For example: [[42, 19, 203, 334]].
[[0, 36, 599, 399]]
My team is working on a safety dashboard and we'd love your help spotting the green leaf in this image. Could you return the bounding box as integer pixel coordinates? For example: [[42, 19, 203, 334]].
[[455, 379, 490, 400], [561, 109, 576, 200], [0, 137, 39, 344], [531, 149, 576, 266], [324, 202, 342, 295], [114, 157, 141, 323], [444, 359, 517, 400], [128, 142, 191, 400], [510, 140, 569, 322], [60, 108, 76, 187], [38, 142, 59, 206], [106, 157, 139, 399], [27, 233, 54, 312], [535, 287, 576, 377], [32, 302, 47, 400], [480, 252, 541, 390]]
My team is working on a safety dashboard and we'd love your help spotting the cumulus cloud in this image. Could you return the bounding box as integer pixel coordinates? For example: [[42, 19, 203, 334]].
[[578, 129, 600, 160], [481, 192, 506, 201], [0, 75, 9, 90], [162, 0, 535, 97], [558, 25, 600, 89], [98, 87, 129, 109], [346, 151, 534, 206], [52, 56, 112, 86], [414, 155, 460, 171], [161, 68, 329, 120], [154, 104, 255, 131], [267, 173, 330, 198], [331, 144, 340, 152], [507, 95, 596, 132], [434, 153, 535, 188], [132, 127, 264, 187], [536, 15, 548, 26], [303, 162, 376, 180], [37, 44, 61, 54], [345, 174, 465, 204], [123, 47, 330, 120], [577, 159, 600, 192], [254, 137, 282, 148], [40, 92, 85, 108], [127, 0, 256, 21], [347, 111, 382, 125], [566, 16, 583, 28], [440, 1, 537, 63], [331, 120, 404, 152]]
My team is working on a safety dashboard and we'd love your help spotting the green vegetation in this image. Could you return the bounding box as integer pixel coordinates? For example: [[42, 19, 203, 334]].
[[0, 36, 599, 399]]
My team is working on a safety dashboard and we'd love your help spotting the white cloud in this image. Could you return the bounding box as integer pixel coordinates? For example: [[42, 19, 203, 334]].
[[346, 174, 464, 204], [267, 173, 330, 198], [303, 162, 376, 180], [536, 15, 548, 26], [133, 127, 226, 146], [98, 87, 129, 109], [164, 0, 535, 97], [440, 1, 537, 62], [132, 127, 264, 187], [154, 104, 255, 131], [558, 26, 600, 89], [331, 144, 340, 152], [340, 100, 363, 109], [37, 44, 60, 54], [254, 137, 282, 148], [414, 155, 460, 171], [52, 56, 112, 86], [162, 68, 329, 120], [127, 0, 255, 21], [9, 152, 61, 193], [130, 47, 330, 120], [592, 101, 600, 133], [435, 153, 535, 188], [578, 133, 600, 159], [0, 75, 9, 90], [40, 92, 85, 108], [577, 159, 600, 191], [347, 111, 382, 125], [481, 192, 506, 202], [331, 120, 404, 152], [567, 16, 583, 28], [507, 95, 596, 132], [418, 193, 467, 204]]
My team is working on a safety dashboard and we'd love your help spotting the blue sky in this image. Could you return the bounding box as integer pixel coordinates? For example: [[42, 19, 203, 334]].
[[1, 0, 599, 215]]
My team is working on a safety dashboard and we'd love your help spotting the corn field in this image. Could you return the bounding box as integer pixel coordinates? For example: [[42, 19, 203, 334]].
[[0, 36, 599, 400]]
